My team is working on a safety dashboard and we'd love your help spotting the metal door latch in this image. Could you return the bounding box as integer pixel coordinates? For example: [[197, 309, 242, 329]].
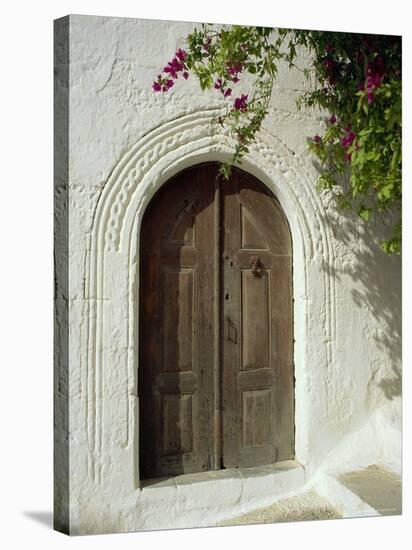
[[251, 256, 263, 277], [227, 317, 238, 344]]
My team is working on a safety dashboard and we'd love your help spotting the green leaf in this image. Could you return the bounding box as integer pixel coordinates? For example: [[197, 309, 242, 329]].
[[358, 206, 372, 222]]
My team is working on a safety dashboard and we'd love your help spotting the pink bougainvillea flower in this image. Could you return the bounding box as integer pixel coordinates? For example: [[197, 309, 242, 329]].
[[164, 57, 184, 79], [313, 135, 322, 144], [176, 48, 188, 62], [226, 61, 243, 84], [214, 79, 223, 90], [155, 49, 189, 90], [224, 88, 232, 97], [227, 62, 243, 75], [366, 72, 382, 89], [160, 79, 174, 92], [328, 114, 337, 124], [360, 69, 383, 104], [233, 94, 249, 112], [340, 130, 356, 148], [362, 57, 384, 105]]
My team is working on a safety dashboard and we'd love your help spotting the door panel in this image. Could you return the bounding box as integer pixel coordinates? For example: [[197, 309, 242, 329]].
[[161, 267, 194, 373], [240, 204, 268, 250], [139, 163, 294, 479], [241, 268, 270, 370]]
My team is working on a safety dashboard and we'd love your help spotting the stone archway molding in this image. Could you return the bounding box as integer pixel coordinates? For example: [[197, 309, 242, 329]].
[[85, 108, 337, 487]]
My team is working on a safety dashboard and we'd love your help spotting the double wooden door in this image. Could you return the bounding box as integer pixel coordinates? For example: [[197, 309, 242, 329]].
[[139, 163, 294, 479]]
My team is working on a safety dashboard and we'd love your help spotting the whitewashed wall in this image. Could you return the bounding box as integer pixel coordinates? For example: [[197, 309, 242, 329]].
[[54, 14, 401, 535]]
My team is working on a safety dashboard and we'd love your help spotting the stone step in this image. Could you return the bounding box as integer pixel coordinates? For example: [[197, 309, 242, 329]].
[[217, 465, 401, 526], [338, 465, 401, 516]]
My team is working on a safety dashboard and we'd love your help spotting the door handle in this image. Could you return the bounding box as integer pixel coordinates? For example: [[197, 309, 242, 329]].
[[227, 316, 238, 344], [251, 256, 263, 277]]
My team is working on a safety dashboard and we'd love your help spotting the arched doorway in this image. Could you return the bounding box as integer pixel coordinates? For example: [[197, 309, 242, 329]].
[[139, 163, 294, 479]]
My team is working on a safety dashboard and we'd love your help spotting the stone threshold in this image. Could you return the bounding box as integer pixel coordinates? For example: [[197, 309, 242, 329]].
[[136, 460, 306, 530]]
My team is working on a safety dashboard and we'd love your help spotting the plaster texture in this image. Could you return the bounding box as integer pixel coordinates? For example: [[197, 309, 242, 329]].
[[54, 14, 402, 535]]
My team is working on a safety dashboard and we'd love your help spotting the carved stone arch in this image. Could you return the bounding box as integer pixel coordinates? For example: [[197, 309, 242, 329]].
[[85, 109, 336, 487]]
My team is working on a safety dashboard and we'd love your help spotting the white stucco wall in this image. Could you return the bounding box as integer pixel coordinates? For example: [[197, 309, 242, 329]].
[[54, 14, 401, 535]]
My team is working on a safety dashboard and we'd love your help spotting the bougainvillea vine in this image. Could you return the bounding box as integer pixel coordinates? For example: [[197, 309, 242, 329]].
[[152, 25, 401, 254]]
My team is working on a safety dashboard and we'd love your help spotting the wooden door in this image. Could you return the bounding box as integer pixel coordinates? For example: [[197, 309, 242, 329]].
[[139, 163, 294, 479], [139, 165, 218, 479], [221, 169, 294, 469]]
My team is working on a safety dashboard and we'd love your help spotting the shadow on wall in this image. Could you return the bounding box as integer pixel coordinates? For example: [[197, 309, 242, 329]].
[[322, 203, 401, 401]]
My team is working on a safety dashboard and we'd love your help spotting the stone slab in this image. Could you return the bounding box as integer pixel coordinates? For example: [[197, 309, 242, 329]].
[[339, 465, 402, 516]]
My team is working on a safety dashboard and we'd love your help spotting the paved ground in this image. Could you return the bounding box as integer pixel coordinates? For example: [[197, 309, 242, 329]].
[[338, 465, 402, 516], [218, 465, 401, 526], [218, 490, 342, 526]]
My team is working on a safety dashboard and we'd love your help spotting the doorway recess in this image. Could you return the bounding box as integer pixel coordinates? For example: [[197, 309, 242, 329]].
[[139, 163, 294, 480]]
